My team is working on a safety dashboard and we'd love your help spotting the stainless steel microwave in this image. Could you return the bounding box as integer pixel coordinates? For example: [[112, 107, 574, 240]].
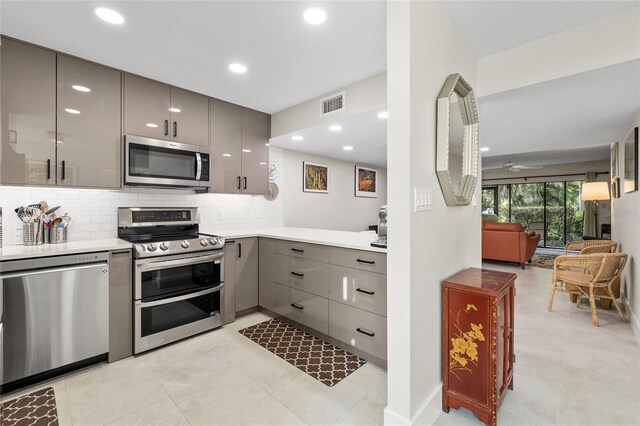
[[124, 135, 210, 188]]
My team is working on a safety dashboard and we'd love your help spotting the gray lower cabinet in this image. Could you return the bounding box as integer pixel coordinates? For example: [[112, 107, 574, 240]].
[[108, 249, 133, 362], [223, 241, 237, 324], [1, 37, 56, 186], [235, 238, 259, 313], [57, 55, 121, 188], [259, 238, 387, 362]]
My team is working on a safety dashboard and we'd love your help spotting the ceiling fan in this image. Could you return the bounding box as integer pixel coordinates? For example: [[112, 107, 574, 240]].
[[500, 158, 543, 173]]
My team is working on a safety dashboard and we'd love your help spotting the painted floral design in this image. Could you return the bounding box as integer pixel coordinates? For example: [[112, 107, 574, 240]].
[[450, 304, 485, 380]]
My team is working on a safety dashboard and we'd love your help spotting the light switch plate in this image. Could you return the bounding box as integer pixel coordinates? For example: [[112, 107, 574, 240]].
[[472, 195, 478, 210], [414, 187, 432, 212]]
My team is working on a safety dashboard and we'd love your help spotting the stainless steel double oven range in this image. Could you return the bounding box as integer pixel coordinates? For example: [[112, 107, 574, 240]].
[[118, 207, 225, 354]]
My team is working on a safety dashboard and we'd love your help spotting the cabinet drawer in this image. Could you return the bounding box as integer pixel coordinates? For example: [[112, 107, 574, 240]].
[[329, 301, 387, 360], [329, 248, 386, 274], [275, 241, 329, 263], [275, 254, 329, 297], [328, 266, 387, 317], [275, 284, 328, 334]]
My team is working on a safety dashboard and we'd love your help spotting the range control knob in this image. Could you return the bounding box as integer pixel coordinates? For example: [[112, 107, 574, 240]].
[[147, 243, 157, 252], [209, 238, 217, 245], [160, 242, 169, 251], [200, 239, 208, 246], [181, 240, 190, 249]]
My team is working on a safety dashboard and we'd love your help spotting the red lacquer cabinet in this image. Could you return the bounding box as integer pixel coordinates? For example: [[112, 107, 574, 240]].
[[442, 268, 516, 426]]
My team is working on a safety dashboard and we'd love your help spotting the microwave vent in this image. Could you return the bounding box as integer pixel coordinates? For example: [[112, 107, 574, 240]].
[[320, 92, 345, 116]]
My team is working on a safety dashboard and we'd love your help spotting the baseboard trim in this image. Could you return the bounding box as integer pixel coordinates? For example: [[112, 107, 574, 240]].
[[383, 383, 442, 426], [623, 297, 640, 351]]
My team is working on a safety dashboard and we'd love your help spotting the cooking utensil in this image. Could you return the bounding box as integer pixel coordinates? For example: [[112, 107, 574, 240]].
[[39, 200, 49, 213], [45, 206, 61, 216], [60, 214, 72, 228], [52, 217, 62, 228]]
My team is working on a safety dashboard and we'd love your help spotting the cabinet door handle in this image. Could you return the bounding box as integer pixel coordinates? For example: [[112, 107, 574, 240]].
[[61, 160, 66, 180], [173, 121, 177, 138], [243, 177, 247, 190], [291, 248, 304, 254], [47, 159, 51, 180], [225, 240, 236, 244], [356, 288, 375, 295], [110, 250, 130, 256], [237, 176, 241, 190], [291, 271, 304, 278], [164, 120, 169, 136], [291, 303, 304, 310], [356, 327, 375, 337], [356, 259, 375, 265], [238, 243, 242, 258]]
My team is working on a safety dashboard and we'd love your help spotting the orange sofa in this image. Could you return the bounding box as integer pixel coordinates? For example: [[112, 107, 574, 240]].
[[482, 222, 541, 269]]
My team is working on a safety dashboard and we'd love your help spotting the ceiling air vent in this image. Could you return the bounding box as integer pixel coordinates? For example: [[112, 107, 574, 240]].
[[320, 92, 345, 116]]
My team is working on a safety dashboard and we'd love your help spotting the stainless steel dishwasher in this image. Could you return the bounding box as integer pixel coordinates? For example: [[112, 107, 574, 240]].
[[1, 252, 109, 387]]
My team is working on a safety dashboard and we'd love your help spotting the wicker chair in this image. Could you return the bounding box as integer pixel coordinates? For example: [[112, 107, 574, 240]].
[[548, 253, 628, 327], [563, 240, 618, 308]]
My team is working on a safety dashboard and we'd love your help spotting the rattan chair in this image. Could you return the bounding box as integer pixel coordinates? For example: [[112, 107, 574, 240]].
[[548, 253, 628, 326]]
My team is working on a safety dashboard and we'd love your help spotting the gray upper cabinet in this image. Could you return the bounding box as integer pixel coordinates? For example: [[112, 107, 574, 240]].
[[169, 87, 208, 146], [57, 55, 121, 188], [123, 74, 171, 140], [210, 99, 242, 193], [123, 73, 208, 146], [1, 38, 56, 186], [209, 102, 270, 195], [241, 108, 270, 195]]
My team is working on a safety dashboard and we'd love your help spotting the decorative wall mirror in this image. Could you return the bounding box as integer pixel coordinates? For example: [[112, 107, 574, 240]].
[[436, 73, 479, 206]]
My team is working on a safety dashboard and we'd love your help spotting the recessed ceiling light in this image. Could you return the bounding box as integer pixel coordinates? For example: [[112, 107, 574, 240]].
[[377, 111, 389, 119], [168, 107, 181, 113], [291, 135, 304, 141], [222, 153, 232, 157], [242, 149, 252, 153], [146, 123, 158, 128], [303, 8, 327, 25], [265, 143, 270, 147], [329, 125, 342, 132], [72, 85, 91, 93], [94, 7, 124, 25], [480, 147, 490, 152], [259, 162, 267, 165], [228, 63, 247, 74], [343, 145, 354, 151], [65, 108, 80, 114]]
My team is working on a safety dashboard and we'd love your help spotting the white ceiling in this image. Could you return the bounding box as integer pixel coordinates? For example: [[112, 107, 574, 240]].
[[0, 1, 386, 114], [482, 145, 611, 171], [440, 1, 639, 57], [270, 110, 387, 167], [478, 59, 640, 160]]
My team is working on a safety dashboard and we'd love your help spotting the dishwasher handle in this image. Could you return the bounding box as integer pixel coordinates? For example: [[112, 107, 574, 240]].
[[0, 262, 108, 280]]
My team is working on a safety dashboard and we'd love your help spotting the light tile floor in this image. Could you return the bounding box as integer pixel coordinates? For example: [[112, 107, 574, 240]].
[[2, 263, 639, 425]]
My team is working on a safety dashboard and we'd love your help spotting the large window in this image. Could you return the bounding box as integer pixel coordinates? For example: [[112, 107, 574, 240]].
[[482, 181, 584, 248]]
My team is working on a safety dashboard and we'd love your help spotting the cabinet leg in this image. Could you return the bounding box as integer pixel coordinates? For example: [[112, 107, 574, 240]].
[[508, 377, 514, 390], [569, 293, 578, 303], [520, 262, 525, 270], [443, 407, 450, 414]]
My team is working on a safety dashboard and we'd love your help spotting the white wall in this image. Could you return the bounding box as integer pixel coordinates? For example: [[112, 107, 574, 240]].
[[612, 110, 640, 347], [282, 148, 386, 232], [271, 72, 386, 138], [386, 2, 480, 425], [0, 148, 285, 246]]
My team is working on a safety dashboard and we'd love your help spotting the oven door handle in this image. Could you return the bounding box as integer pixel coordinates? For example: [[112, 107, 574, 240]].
[[137, 284, 224, 308], [136, 252, 223, 271]]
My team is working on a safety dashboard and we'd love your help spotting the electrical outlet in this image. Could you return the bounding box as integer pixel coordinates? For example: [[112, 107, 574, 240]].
[[218, 210, 224, 221], [414, 187, 432, 212], [472, 195, 478, 210]]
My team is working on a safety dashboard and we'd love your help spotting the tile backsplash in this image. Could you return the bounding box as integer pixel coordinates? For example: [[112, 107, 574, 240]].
[[0, 149, 284, 247]]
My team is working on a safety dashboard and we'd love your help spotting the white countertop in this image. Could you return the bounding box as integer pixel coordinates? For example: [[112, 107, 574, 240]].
[[0, 239, 132, 262], [202, 227, 387, 253]]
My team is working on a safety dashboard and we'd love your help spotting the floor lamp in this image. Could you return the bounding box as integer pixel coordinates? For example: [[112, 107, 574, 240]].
[[581, 182, 611, 238]]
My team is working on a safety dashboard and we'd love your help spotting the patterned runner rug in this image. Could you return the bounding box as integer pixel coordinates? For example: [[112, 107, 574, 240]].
[[1, 387, 58, 426], [239, 319, 366, 387]]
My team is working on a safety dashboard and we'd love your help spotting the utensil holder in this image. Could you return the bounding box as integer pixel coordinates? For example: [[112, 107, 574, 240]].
[[49, 227, 68, 244], [23, 222, 44, 246]]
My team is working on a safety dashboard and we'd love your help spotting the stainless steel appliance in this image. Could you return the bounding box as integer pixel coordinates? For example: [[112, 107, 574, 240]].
[[117, 207, 225, 354], [1, 253, 109, 387], [371, 205, 387, 248], [124, 135, 210, 188]]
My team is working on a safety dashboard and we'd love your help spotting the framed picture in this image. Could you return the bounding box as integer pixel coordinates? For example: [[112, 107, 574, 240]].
[[624, 127, 638, 194], [355, 165, 377, 198], [303, 161, 328, 193], [611, 142, 620, 198]]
